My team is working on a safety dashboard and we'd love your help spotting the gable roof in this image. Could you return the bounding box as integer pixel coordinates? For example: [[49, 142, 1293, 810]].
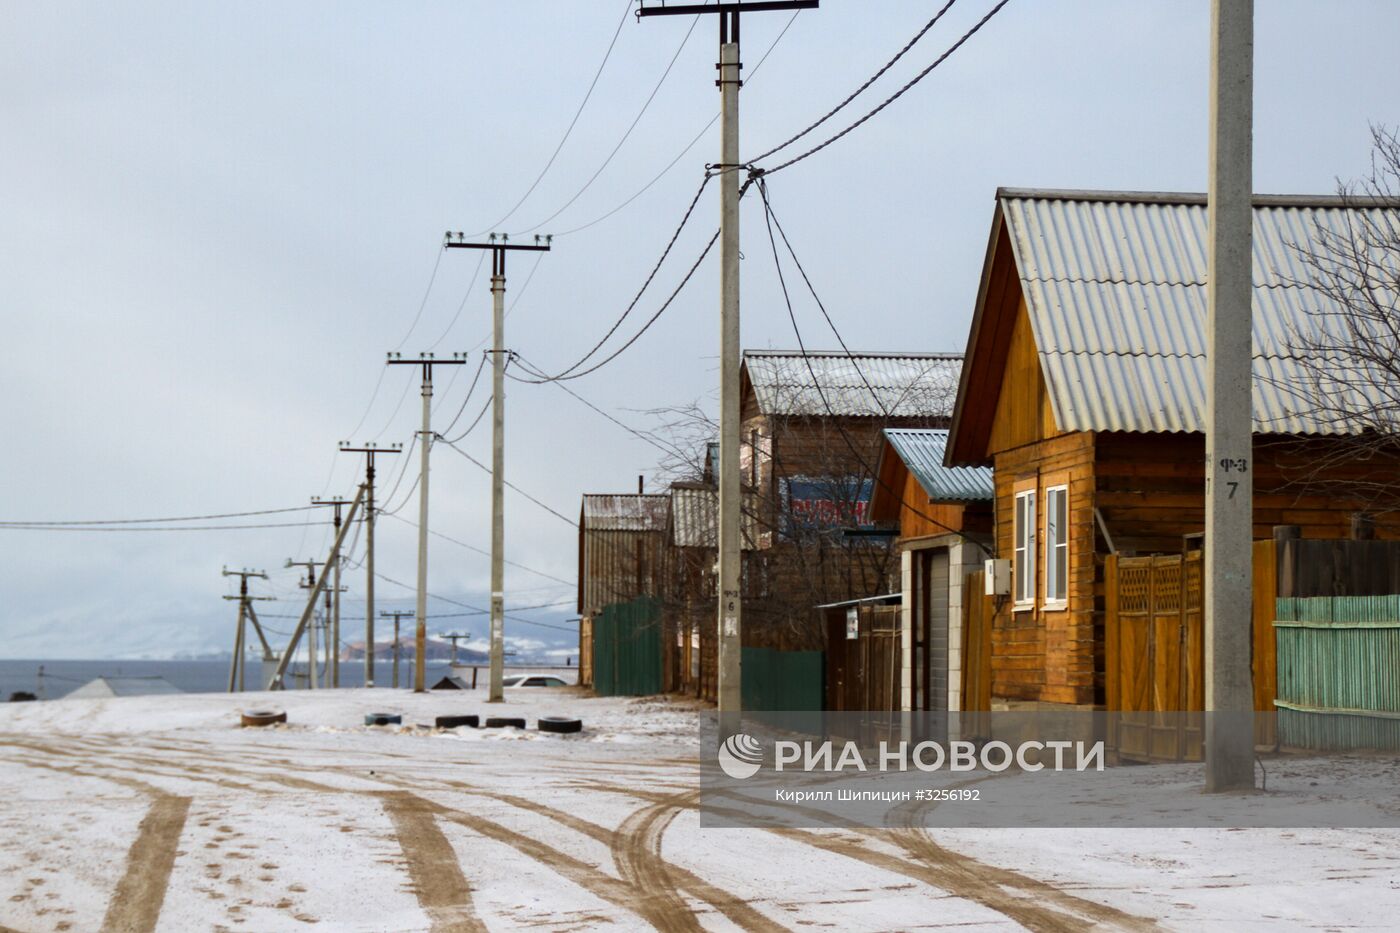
[[668, 482, 759, 549], [882, 429, 993, 502], [947, 188, 1400, 463], [579, 494, 669, 532], [742, 350, 962, 418]]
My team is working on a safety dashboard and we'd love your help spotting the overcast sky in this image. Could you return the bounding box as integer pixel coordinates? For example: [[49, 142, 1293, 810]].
[[2, 1, 1397, 659]]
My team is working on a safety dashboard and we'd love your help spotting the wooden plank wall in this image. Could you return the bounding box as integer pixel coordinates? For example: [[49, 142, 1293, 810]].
[[991, 431, 1098, 705], [1095, 434, 1400, 552], [961, 572, 993, 712]]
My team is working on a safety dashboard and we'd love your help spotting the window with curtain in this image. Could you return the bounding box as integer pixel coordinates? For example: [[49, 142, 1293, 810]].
[[1013, 488, 1036, 607], [1045, 485, 1068, 607]]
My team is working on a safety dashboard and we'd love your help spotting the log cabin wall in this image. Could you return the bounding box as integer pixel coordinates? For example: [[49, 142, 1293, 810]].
[[991, 431, 1099, 706], [1094, 433, 1400, 552]]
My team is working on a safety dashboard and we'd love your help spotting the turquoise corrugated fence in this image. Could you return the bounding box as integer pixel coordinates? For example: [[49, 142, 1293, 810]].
[[1275, 596, 1400, 750]]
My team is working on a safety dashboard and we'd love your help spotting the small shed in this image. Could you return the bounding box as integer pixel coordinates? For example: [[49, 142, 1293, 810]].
[[869, 428, 994, 715], [66, 676, 183, 700]]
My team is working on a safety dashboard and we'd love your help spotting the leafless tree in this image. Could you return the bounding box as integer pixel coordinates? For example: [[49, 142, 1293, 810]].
[[1276, 125, 1400, 512]]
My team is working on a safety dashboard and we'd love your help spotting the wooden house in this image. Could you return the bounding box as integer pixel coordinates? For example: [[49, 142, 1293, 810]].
[[944, 189, 1400, 712], [577, 492, 669, 687], [869, 428, 993, 714], [735, 350, 964, 649]]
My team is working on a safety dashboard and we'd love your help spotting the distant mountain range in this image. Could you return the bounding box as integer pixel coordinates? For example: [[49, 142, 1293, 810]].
[[340, 638, 488, 665]]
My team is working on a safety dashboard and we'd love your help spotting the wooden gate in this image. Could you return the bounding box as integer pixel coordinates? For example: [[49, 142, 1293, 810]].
[[1106, 553, 1203, 762]]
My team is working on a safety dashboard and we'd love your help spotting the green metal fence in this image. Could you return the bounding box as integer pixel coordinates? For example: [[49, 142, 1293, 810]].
[[1275, 595, 1400, 750], [741, 646, 824, 711], [592, 597, 663, 697]]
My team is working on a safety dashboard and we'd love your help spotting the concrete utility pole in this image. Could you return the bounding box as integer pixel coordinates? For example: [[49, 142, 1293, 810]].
[[639, 0, 817, 735], [386, 353, 467, 692], [382, 610, 414, 689], [221, 568, 272, 692], [340, 443, 402, 688], [1205, 0, 1256, 792], [312, 497, 354, 687], [443, 233, 552, 703], [288, 559, 325, 688], [269, 485, 365, 690], [440, 632, 469, 666]]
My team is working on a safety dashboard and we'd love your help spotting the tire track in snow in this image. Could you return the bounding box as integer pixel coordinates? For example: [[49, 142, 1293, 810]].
[[101, 794, 191, 933], [478, 789, 788, 933], [597, 782, 1157, 932], [380, 792, 487, 933]]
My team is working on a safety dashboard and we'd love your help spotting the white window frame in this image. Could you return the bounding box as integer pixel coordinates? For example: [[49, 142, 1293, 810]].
[[1044, 484, 1069, 609], [1013, 488, 1036, 609]]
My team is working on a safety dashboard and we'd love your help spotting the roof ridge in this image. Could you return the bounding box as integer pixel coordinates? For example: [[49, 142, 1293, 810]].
[[998, 187, 1400, 208]]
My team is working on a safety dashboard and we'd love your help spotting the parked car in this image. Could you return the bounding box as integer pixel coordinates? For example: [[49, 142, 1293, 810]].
[[501, 674, 569, 688]]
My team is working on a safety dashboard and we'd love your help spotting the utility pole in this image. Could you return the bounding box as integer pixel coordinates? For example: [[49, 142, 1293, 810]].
[[1205, 0, 1256, 792], [340, 442, 403, 689], [439, 632, 470, 667], [444, 232, 552, 703], [287, 559, 324, 688], [312, 497, 354, 688], [221, 568, 272, 692], [269, 485, 365, 690], [386, 353, 467, 693], [382, 610, 414, 689], [639, 0, 817, 736]]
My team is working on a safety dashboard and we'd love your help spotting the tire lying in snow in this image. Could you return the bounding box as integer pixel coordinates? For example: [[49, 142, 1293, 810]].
[[483, 717, 527, 729], [241, 709, 287, 727], [537, 716, 582, 735], [435, 714, 479, 729], [364, 712, 402, 726]]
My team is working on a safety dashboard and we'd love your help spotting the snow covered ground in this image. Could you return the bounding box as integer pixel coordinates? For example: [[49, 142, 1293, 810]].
[[0, 688, 1397, 931]]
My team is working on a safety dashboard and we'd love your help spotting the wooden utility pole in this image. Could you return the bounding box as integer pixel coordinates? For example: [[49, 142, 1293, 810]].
[[312, 497, 354, 687], [386, 353, 467, 693], [269, 484, 364, 690], [1204, 0, 1256, 792], [639, 0, 817, 735], [443, 233, 552, 703], [382, 610, 414, 689], [221, 568, 272, 692], [340, 442, 402, 688]]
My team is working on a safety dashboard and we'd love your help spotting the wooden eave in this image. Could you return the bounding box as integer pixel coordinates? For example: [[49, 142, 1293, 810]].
[[944, 202, 1025, 468]]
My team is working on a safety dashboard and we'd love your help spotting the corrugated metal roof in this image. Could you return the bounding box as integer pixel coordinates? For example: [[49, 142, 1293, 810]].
[[1000, 190, 1400, 434], [670, 484, 758, 549], [580, 494, 669, 532], [883, 429, 993, 501], [743, 351, 962, 417]]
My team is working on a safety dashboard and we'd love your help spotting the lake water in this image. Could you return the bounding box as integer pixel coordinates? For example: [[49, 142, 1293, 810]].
[[0, 658, 496, 701]]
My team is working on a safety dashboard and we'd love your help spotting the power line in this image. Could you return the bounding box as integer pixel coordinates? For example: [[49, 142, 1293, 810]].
[[520, 174, 713, 382], [508, 353, 680, 459], [514, 8, 705, 234], [0, 505, 320, 526], [438, 353, 490, 437], [369, 569, 579, 633], [0, 521, 332, 532], [761, 0, 1014, 177], [551, 7, 802, 239], [748, 0, 958, 164], [378, 511, 574, 586], [756, 178, 974, 545], [436, 438, 577, 527], [469, 0, 633, 235], [428, 250, 487, 352], [394, 246, 446, 351]]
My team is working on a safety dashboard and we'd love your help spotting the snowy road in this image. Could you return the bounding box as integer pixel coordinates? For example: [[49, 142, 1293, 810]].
[[0, 690, 1396, 931]]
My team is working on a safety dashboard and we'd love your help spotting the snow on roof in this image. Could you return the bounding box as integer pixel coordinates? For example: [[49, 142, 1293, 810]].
[[742, 350, 962, 418]]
